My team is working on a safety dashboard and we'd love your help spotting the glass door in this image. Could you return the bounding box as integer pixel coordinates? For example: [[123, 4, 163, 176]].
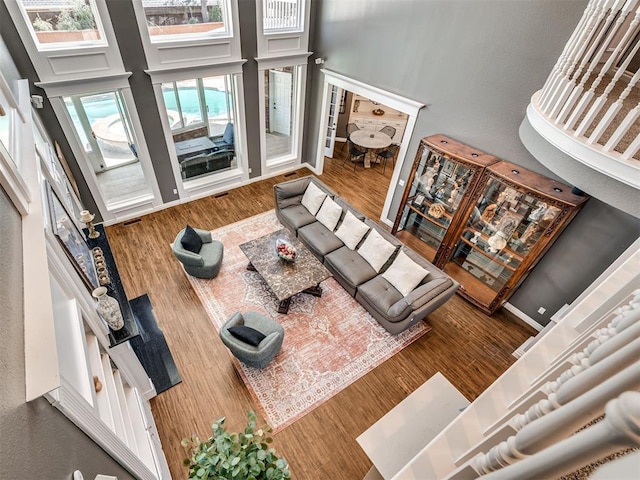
[[64, 90, 154, 209], [324, 85, 341, 158]]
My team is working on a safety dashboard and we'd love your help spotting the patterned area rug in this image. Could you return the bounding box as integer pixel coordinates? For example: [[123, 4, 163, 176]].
[[185, 211, 431, 432]]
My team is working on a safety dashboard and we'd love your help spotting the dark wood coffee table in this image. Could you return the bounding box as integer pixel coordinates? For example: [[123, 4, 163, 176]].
[[239, 229, 331, 314]]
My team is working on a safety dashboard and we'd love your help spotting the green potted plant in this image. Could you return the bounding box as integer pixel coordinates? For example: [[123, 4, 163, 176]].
[[182, 410, 290, 480]]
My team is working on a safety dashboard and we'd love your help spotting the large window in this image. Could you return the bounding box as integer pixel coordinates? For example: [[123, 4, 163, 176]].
[[159, 75, 237, 183], [264, 66, 300, 163], [142, 0, 231, 42], [18, 0, 106, 50], [63, 90, 154, 209], [263, 0, 304, 32]]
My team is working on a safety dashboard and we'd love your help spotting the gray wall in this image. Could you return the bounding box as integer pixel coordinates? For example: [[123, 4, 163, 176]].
[[305, 0, 639, 325], [0, 186, 134, 480]]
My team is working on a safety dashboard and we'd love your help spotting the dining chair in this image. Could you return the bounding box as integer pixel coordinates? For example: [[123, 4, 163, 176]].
[[375, 143, 400, 174], [342, 123, 361, 155], [379, 125, 396, 139], [343, 138, 367, 172]]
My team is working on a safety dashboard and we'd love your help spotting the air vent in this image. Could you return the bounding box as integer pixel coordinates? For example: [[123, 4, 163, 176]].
[[214, 192, 229, 199], [123, 218, 141, 226], [284, 172, 297, 178]]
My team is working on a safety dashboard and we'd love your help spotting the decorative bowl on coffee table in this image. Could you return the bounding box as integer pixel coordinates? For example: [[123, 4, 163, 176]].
[[275, 238, 297, 262]]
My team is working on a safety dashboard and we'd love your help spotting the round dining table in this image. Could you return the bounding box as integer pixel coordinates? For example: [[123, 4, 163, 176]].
[[350, 130, 393, 168]]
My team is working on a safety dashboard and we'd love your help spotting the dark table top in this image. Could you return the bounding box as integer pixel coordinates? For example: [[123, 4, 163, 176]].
[[239, 229, 331, 301]]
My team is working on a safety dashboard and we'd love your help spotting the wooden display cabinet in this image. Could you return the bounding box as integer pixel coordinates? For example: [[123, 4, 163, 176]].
[[392, 134, 500, 263], [441, 160, 588, 314]]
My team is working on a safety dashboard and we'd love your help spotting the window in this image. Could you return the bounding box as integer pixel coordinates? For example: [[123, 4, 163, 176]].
[[63, 90, 154, 209], [0, 84, 20, 169], [158, 75, 238, 183], [263, 0, 304, 32], [265, 66, 300, 163], [18, 0, 107, 50], [142, 0, 231, 42]]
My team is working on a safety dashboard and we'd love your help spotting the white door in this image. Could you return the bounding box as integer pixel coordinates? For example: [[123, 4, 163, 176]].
[[269, 70, 292, 135], [324, 85, 342, 158]]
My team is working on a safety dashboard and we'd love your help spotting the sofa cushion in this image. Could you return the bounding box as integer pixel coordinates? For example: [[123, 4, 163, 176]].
[[335, 210, 370, 250], [324, 246, 378, 291], [315, 196, 343, 231], [298, 222, 344, 258], [279, 205, 317, 231], [382, 250, 430, 296], [301, 181, 327, 215], [357, 276, 407, 323], [357, 228, 397, 272], [274, 177, 311, 209], [180, 225, 203, 254]]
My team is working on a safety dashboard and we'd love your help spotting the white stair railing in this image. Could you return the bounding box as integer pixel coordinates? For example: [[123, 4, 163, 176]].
[[533, 0, 640, 162], [476, 391, 640, 480]]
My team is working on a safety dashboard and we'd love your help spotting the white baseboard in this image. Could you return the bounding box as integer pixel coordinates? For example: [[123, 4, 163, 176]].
[[503, 302, 544, 332]]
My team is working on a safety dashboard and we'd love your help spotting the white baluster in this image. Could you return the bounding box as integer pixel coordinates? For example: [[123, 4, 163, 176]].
[[577, 7, 640, 138], [621, 125, 640, 159], [588, 56, 640, 146], [512, 334, 640, 429], [476, 391, 640, 480], [541, 0, 613, 113], [542, 0, 622, 114], [553, 0, 627, 120], [563, 0, 638, 131], [539, 0, 601, 104]]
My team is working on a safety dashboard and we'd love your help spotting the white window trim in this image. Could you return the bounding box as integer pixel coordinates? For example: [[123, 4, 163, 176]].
[[315, 69, 425, 225], [132, 0, 242, 71], [15, 0, 109, 52], [0, 74, 30, 213], [148, 66, 249, 201], [43, 80, 163, 224], [4, 0, 126, 84], [261, 0, 306, 34], [257, 55, 310, 176], [256, 0, 311, 58]]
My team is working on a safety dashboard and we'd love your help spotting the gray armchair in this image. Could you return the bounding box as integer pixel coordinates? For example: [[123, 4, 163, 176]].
[[219, 312, 285, 368], [172, 227, 224, 279]]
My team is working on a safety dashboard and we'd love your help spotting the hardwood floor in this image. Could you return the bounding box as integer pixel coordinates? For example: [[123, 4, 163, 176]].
[[105, 147, 535, 480]]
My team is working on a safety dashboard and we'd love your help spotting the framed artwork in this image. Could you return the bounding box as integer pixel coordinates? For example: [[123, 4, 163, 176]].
[[46, 182, 98, 293], [441, 158, 455, 177], [54, 141, 80, 198]]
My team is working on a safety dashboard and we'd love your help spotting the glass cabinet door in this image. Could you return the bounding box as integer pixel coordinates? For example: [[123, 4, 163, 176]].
[[445, 176, 560, 306], [395, 146, 473, 261]]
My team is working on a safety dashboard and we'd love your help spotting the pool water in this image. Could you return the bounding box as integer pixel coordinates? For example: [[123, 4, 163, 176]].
[[67, 87, 230, 130]]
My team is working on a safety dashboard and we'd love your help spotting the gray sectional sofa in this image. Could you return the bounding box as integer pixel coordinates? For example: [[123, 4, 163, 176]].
[[274, 175, 459, 334]]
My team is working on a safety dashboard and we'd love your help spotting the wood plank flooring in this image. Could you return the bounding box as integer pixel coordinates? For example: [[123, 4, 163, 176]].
[[105, 148, 536, 480]]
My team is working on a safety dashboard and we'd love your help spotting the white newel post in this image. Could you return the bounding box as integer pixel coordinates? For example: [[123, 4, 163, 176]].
[[476, 391, 640, 480]]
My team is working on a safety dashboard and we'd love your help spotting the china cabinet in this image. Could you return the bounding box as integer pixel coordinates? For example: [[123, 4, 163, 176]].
[[442, 160, 588, 314], [392, 134, 500, 263], [393, 134, 588, 315]]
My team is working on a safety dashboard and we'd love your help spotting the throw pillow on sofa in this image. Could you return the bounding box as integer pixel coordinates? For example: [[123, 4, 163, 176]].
[[357, 228, 397, 272], [301, 181, 327, 215], [315, 196, 343, 231], [335, 210, 370, 249], [382, 250, 430, 296]]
